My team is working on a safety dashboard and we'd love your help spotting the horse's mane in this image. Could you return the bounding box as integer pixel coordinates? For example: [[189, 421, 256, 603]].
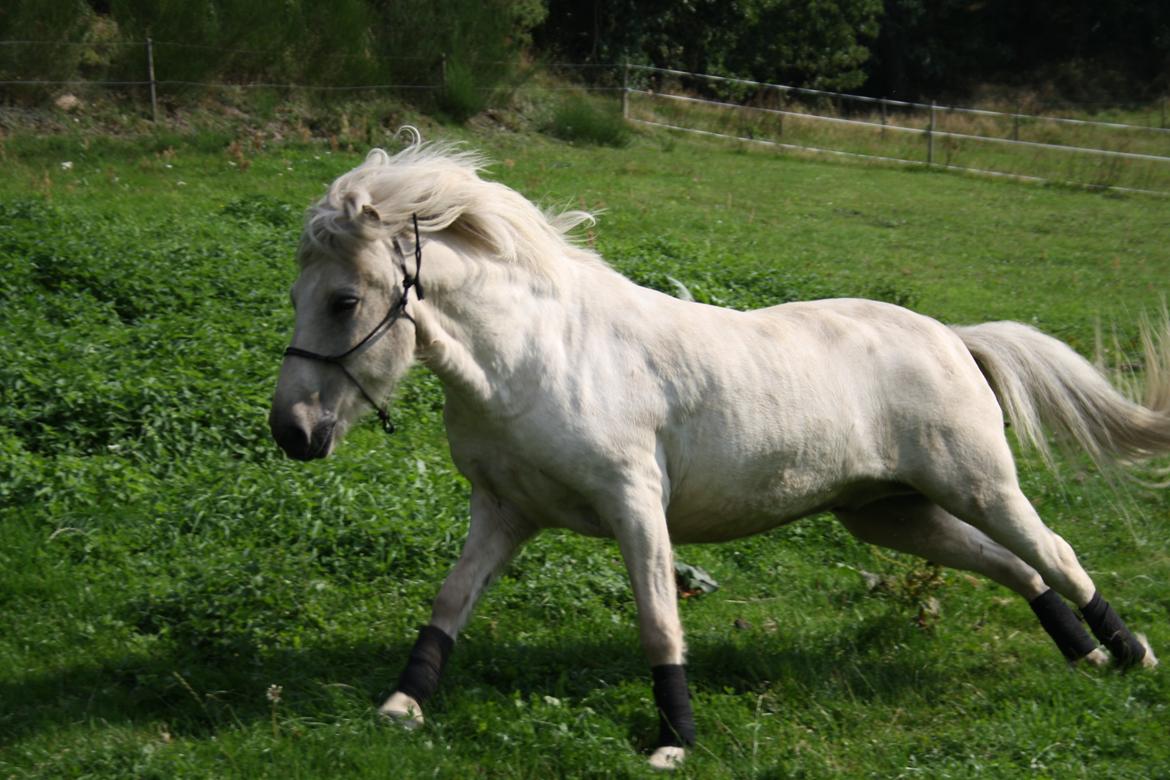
[[301, 142, 602, 283]]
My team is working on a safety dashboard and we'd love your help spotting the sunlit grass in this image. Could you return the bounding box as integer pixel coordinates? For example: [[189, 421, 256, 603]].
[[1, 128, 1168, 778]]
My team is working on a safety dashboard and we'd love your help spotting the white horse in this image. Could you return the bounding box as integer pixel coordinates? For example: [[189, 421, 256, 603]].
[[271, 141, 1164, 769]]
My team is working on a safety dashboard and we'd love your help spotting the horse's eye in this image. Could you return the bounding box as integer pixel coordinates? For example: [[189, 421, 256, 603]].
[[332, 295, 360, 314]]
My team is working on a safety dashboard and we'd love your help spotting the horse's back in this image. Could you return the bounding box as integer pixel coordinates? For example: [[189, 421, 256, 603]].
[[658, 297, 1006, 540]]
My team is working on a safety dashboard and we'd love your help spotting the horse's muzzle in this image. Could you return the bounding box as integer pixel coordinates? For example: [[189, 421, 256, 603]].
[[270, 407, 335, 461]]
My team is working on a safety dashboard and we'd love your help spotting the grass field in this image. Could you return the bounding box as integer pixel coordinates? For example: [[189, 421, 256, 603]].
[[2, 123, 1170, 778], [629, 90, 1170, 194]]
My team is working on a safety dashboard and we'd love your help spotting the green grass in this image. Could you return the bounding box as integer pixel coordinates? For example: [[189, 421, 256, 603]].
[[2, 126, 1169, 778]]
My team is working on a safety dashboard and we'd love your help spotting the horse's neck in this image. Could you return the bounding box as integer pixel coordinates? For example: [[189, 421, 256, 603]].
[[411, 240, 588, 412]]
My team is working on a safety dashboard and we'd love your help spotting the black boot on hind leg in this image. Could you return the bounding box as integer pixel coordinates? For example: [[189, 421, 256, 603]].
[[1028, 589, 1107, 666], [1080, 592, 1158, 670]]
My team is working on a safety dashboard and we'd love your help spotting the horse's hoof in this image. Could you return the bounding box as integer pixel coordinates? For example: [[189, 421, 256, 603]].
[[648, 746, 686, 770], [1077, 647, 1110, 668], [379, 691, 425, 729], [1136, 633, 1159, 670]]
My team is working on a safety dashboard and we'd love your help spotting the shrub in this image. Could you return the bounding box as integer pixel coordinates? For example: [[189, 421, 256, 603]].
[[546, 94, 629, 147], [437, 58, 486, 123]]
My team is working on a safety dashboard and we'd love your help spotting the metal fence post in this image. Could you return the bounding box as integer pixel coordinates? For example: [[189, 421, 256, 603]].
[[927, 101, 936, 166], [146, 35, 158, 122]]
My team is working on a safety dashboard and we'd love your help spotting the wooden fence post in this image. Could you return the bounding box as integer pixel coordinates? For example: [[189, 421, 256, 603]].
[[777, 87, 785, 137], [621, 60, 629, 120], [927, 101, 936, 166], [146, 35, 158, 123]]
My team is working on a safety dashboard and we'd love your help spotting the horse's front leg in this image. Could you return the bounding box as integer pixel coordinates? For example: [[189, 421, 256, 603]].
[[611, 491, 694, 770], [380, 488, 534, 726]]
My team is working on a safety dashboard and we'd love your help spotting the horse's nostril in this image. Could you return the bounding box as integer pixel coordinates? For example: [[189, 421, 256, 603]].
[[270, 405, 336, 461], [307, 420, 336, 459], [271, 409, 313, 461]]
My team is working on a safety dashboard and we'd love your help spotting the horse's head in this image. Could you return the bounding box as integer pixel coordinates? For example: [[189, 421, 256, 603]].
[[270, 141, 597, 459], [270, 163, 420, 460]]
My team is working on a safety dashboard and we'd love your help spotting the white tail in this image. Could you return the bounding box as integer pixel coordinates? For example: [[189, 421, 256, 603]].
[[953, 319, 1170, 471]]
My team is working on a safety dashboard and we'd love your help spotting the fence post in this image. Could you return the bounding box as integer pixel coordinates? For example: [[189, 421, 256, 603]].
[[146, 35, 158, 123], [880, 99, 887, 138], [927, 100, 935, 166], [1162, 98, 1167, 130], [1012, 101, 1021, 141], [777, 87, 785, 137], [621, 60, 629, 120]]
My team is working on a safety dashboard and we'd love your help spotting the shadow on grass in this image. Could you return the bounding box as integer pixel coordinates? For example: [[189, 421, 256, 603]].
[[0, 610, 942, 748]]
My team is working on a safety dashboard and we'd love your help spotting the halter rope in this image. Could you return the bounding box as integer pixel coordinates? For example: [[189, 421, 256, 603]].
[[282, 214, 424, 434]]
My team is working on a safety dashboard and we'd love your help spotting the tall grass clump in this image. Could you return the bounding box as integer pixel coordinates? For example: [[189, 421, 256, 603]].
[[546, 94, 630, 146]]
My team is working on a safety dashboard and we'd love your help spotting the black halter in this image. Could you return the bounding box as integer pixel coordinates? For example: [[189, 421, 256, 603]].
[[282, 214, 424, 435]]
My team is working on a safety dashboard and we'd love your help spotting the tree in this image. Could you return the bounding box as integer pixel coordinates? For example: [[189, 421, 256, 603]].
[[536, 0, 881, 91]]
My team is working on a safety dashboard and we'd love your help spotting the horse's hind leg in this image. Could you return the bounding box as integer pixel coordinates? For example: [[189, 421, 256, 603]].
[[914, 447, 1157, 669], [835, 496, 1107, 666]]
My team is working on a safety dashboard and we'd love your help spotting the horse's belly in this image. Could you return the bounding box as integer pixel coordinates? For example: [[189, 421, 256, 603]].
[[666, 503, 803, 543], [664, 484, 829, 543], [662, 447, 910, 543]]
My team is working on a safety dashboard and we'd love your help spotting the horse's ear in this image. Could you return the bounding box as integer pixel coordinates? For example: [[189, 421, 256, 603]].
[[343, 192, 380, 223]]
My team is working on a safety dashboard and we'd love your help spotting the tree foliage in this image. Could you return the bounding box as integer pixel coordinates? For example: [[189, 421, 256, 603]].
[[536, 0, 1169, 101], [868, 0, 1170, 101], [1, 0, 1167, 109], [536, 0, 882, 91]]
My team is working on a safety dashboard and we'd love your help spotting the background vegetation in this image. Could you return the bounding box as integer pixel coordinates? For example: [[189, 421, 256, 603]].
[[537, 0, 1170, 103], [2, 0, 1168, 107], [0, 0, 546, 114], [1, 124, 1168, 777]]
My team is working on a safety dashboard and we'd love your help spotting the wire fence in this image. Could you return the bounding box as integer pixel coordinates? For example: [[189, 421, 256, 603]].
[[4, 38, 1169, 194], [0, 37, 629, 126], [623, 65, 1170, 195], [630, 65, 1170, 134]]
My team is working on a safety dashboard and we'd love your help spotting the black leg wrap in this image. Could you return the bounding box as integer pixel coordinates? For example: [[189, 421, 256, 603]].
[[1080, 592, 1146, 669], [395, 625, 455, 703], [651, 664, 696, 748], [1029, 589, 1098, 661]]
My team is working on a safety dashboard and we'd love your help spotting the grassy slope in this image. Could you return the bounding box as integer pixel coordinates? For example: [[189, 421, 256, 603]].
[[1, 127, 1168, 778]]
